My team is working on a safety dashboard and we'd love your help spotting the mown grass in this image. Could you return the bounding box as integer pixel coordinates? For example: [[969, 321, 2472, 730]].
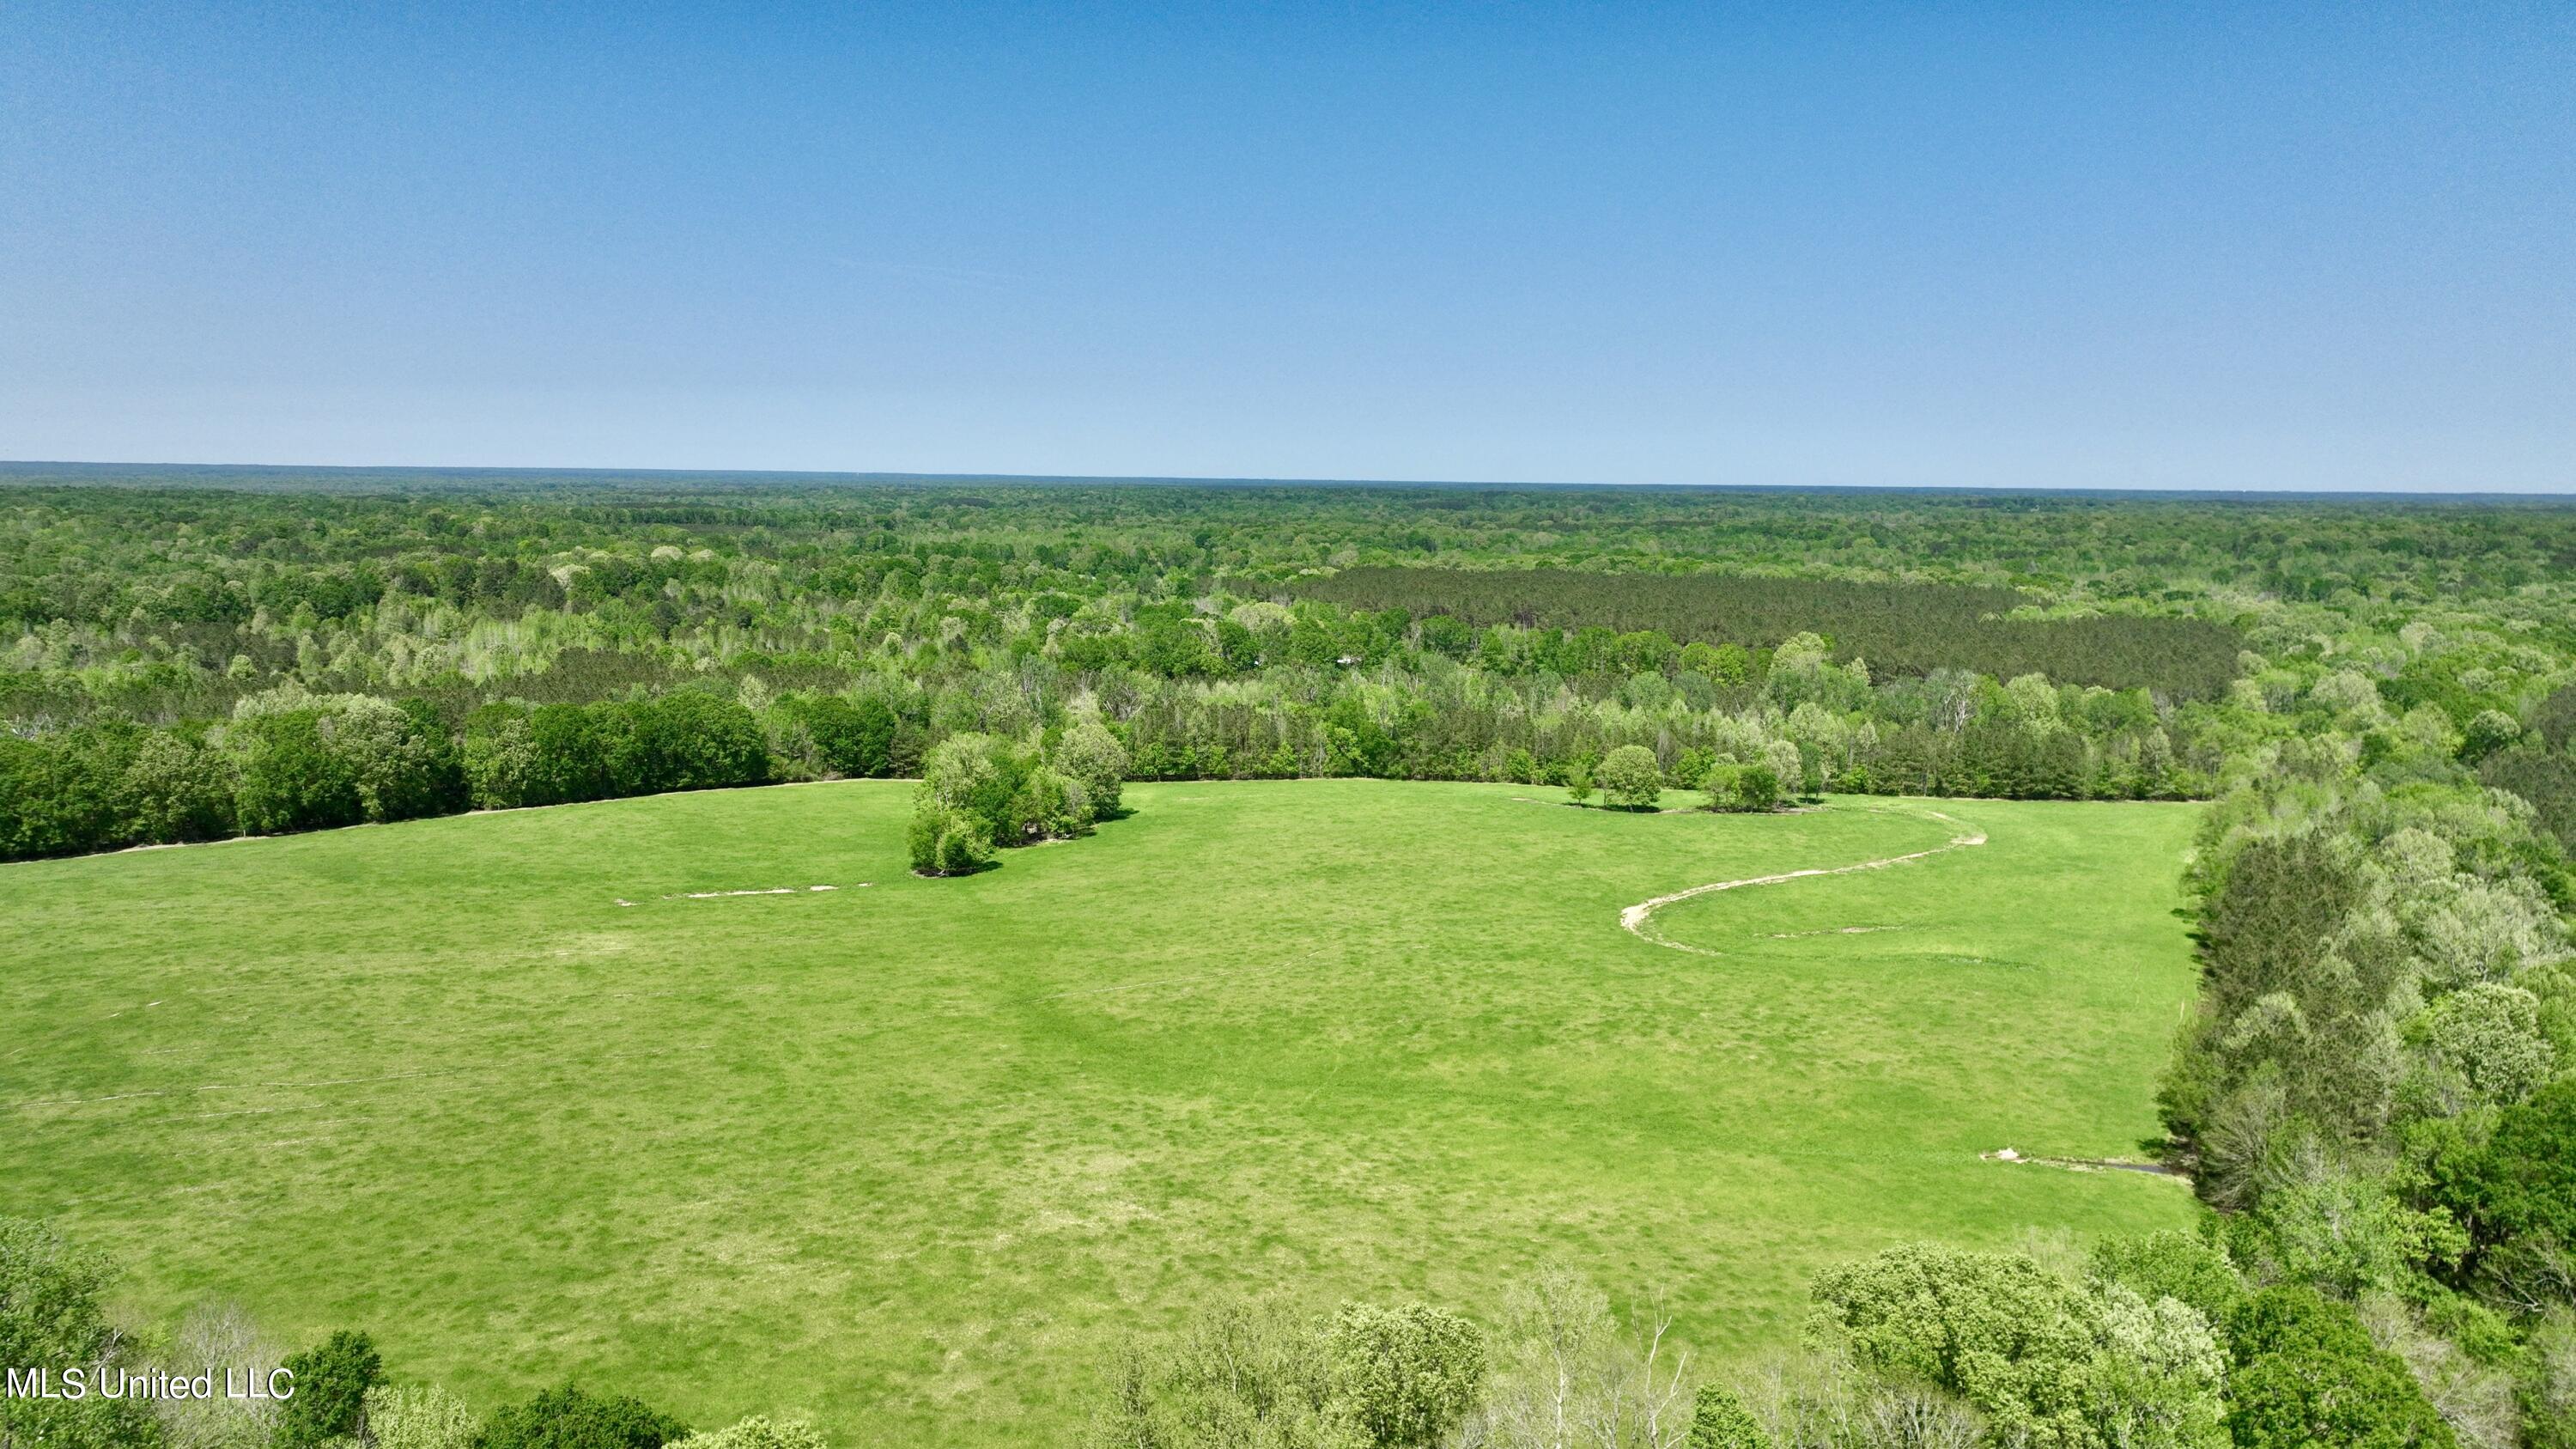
[[3, 782, 2200, 1446]]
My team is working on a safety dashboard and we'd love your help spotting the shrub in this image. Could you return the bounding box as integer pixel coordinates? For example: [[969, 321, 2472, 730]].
[[1481, 1269, 1696, 1449], [1324, 1302, 1485, 1448], [364, 1385, 481, 1449], [644, 692, 771, 792], [335, 698, 466, 824], [1084, 1300, 1359, 1449], [1762, 739, 1808, 799], [0, 1217, 120, 1380], [2479, 746, 2576, 851], [911, 731, 1101, 872], [2523, 1309, 2576, 1449], [1706, 762, 1781, 813], [1004, 764, 1089, 843], [2248, 1172, 2467, 1300], [459, 705, 536, 810], [1595, 745, 1664, 810], [2426, 983, 2555, 1106], [787, 694, 896, 778], [156, 1302, 283, 1449], [1685, 1384, 1767, 1448], [908, 804, 996, 876], [667, 1418, 826, 1449], [918, 733, 1011, 825], [1727, 1352, 1981, 1448], [0, 734, 134, 859], [120, 731, 237, 843], [272, 1330, 382, 1449], [472, 1385, 687, 1449], [520, 703, 608, 805], [2462, 709, 2523, 763], [1807, 1243, 2103, 1446], [2086, 1230, 2245, 1327], [2534, 685, 2576, 753]]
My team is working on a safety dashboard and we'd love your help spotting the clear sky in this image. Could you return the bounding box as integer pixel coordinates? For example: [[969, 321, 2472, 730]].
[[3, 3, 2569, 490]]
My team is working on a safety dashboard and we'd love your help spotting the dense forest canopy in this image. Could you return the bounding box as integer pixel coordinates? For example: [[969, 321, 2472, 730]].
[[6, 472, 2572, 720], [4, 470, 2575, 864]]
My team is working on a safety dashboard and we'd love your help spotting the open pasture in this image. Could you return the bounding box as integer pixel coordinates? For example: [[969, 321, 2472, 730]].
[[3, 782, 2200, 1446]]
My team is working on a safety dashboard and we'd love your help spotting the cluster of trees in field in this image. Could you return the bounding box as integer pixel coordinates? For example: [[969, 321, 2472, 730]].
[[1297, 567, 2245, 700], [904, 721, 1127, 874], [0, 1216, 816, 1449]]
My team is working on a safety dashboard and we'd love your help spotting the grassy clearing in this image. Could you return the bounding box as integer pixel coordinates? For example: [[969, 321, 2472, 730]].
[[2, 782, 2200, 1446]]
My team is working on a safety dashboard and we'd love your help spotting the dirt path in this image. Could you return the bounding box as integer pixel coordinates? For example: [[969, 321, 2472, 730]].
[[1982, 1149, 2184, 1178], [1619, 808, 1987, 956]]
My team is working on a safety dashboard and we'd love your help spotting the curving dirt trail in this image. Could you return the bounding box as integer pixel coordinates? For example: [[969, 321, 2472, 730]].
[[1619, 808, 1988, 956]]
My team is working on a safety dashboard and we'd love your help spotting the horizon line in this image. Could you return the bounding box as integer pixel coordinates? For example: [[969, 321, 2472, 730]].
[[3, 458, 2572, 503]]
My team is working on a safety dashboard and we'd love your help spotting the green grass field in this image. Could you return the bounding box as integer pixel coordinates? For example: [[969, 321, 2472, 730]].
[[3, 782, 2201, 1446]]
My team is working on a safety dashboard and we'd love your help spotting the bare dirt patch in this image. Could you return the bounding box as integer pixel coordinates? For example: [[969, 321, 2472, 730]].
[[617, 884, 866, 905]]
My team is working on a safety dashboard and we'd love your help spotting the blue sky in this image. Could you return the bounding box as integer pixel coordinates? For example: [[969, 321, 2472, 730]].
[[3, 3, 2569, 490]]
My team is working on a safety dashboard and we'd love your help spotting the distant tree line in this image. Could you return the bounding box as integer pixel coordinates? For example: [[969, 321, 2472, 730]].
[[13, 642, 2573, 868], [11, 478, 2569, 745], [9, 475, 2575, 863], [0, 636, 2214, 861], [0, 687, 778, 860]]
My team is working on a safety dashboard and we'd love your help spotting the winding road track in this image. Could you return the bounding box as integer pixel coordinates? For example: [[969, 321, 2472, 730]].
[[1619, 808, 1989, 956]]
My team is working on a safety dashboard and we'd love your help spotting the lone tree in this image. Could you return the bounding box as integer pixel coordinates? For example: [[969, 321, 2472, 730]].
[[1762, 738, 1810, 800], [1054, 719, 1129, 818], [1326, 1302, 1487, 1448], [275, 1330, 384, 1449], [908, 734, 1012, 875], [1686, 1384, 1769, 1448], [1596, 745, 1663, 810], [2224, 1287, 2454, 1449]]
